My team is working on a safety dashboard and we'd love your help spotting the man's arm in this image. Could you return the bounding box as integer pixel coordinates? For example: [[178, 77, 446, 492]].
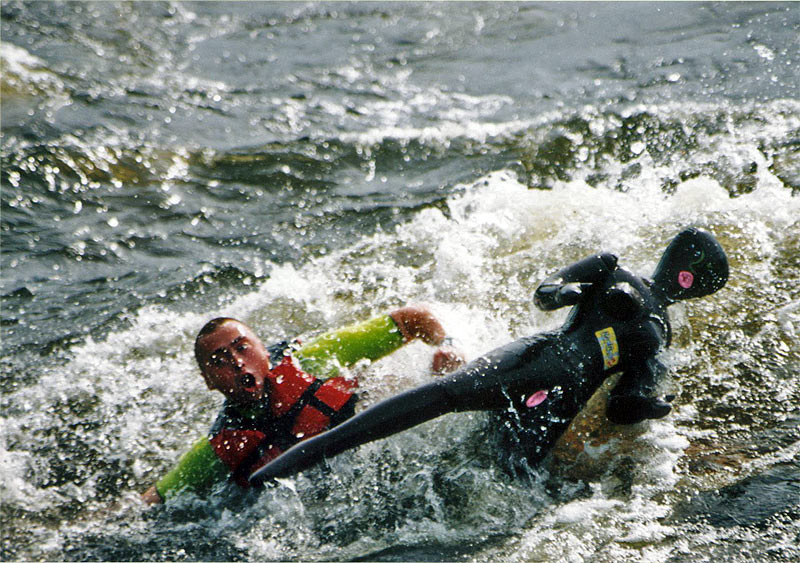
[[141, 436, 227, 504], [391, 306, 464, 373], [294, 305, 459, 377]]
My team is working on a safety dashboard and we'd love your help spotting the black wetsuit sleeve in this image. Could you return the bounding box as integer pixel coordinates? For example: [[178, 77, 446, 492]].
[[534, 253, 618, 311], [606, 357, 672, 424]]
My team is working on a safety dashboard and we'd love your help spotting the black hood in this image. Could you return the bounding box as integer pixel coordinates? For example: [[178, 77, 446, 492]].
[[652, 227, 729, 303]]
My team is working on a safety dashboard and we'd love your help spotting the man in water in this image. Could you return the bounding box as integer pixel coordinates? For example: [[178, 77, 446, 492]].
[[142, 305, 464, 504], [249, 227, 729, 484]]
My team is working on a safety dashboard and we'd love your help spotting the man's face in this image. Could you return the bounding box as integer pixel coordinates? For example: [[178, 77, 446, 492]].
[[196, 321, 271, 406]]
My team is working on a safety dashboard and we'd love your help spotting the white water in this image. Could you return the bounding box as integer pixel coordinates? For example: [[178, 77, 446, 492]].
[[3, 98, 799, 560]]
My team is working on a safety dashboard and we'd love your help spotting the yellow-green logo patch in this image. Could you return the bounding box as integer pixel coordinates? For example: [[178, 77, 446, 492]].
[[595, 327, 619, 370]]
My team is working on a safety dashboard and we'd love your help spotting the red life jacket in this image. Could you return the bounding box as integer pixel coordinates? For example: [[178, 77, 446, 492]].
[[210, 354, 357, 486]]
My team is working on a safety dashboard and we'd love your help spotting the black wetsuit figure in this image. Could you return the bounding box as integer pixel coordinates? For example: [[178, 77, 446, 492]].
[[250, 228, 728, 485]]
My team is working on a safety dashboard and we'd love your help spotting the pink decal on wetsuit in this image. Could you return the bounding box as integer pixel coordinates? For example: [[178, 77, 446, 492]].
[[526, 390, 548, 407], [678, 270, 694, 289]]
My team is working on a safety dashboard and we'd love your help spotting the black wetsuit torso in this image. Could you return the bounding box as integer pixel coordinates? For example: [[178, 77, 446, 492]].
[[491, 253, 671, 463], [249, 252, 678, 484]]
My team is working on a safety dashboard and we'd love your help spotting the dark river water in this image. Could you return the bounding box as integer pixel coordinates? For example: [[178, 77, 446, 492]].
[[1, 2, 799, 561]]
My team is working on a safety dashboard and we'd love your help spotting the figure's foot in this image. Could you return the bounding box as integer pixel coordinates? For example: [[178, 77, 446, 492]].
[[607, 394, 673, 424]]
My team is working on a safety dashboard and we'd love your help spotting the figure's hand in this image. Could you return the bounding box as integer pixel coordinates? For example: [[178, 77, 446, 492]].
[[558, 282, 593, 306], [431, 345, 465, 375], [607, 394, 673, 425], [534, 282, 593, 310], [390, 305, 446, 345]]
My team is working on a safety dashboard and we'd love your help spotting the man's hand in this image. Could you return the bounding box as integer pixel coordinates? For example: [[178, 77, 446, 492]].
[[141, 486, 163, 505], [432, 345, 465, 375], [390, 305, 446, 345]]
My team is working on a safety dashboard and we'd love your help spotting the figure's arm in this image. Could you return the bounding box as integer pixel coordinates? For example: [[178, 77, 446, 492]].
[[141, 436, 227, 504], [606, 357, 673, 424], [294, 305, 462, 377], [534, 253, 618, 311]]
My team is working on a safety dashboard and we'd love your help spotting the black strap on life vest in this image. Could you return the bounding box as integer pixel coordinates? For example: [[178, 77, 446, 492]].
[[327, 393, 357, 427], [282, 379, 325, 425], [231, 379, 357, 482], [225, 379, 322, 483], [266, 376, 357, 450]]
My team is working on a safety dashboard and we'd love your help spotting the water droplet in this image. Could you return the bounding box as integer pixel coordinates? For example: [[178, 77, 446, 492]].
[[631, 141, 645, 155]]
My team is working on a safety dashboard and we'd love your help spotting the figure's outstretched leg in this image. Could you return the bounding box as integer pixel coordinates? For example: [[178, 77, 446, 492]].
[[249, 334, 561, 485], [249, 380, 453, 485]]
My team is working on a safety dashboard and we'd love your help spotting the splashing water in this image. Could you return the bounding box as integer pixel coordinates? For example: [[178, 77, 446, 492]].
[[2, 2, 798, 561]]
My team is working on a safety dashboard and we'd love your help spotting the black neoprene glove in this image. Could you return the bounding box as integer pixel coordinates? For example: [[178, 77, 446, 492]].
[[534, 282, 593, 309]]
